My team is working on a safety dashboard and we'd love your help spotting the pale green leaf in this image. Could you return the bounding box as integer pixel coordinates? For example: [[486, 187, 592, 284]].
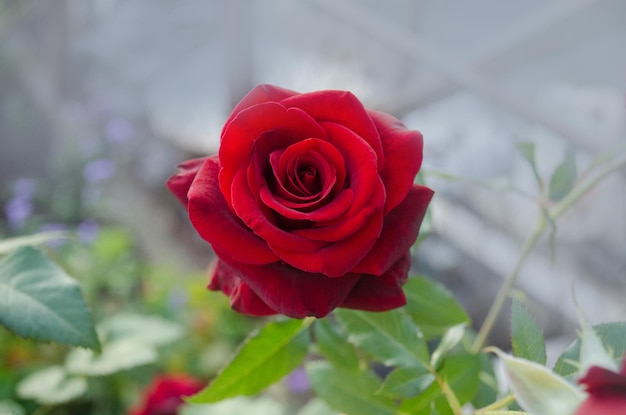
[[0, 400, 25, 415], [313, 318, 360, 372], [403, 277, 470, 340], [548, 147, 577, 202], [306, 362, 400, 415], [378, 366, 435, 399], [65, 339, 157, 376], [335, 308, 429, 368], [496, 351, 584, 415], [431, 324, 467, 368], [0, 232, 68, 255], [517, 142, 543, 190], [189, 318, 312, 403], [511, 298, 547, 364], [16, 366, 87, 405], [180, 397, 284, 415], [100, 313, 184, 347], [297, 398, 339, 415], [0, 246, 100, 350]]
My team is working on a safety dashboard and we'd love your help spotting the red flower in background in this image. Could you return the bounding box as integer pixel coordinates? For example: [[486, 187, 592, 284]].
[[574, 358, 626, 415], [167, 84, 433, 318], [130, 375, 204, 415]]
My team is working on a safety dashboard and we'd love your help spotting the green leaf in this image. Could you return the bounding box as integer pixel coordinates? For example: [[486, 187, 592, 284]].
[[400, 354, 481, 415], [335, 308, 429, 368], [548, 147, 577, 201], [378, 366, 435, 399], [554, 322, 626, 377], [100, 313, 184, 347], [496, 351, 584, 415], [189, 318, 312, 403], [313, 318, 360, 372], [65, 339, 157, 376], [431, 324, 467, 369], [511, 298, 547, 364], [306, 362, 400, 415], [0, 232, 69, 255], [403, 277, 470, 340], [471, 354, 498, 409], [16, 366, 87, 405], [517, 142, 543, 190], [0, 400, 25, 415], [0, 246, 100, 350]]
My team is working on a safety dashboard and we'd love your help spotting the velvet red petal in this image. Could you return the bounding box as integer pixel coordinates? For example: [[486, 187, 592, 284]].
[[369, 110, 424, 214], [187, 158, 279, 264], [574, 394, 626, 415], [271, 209, 383, 277], [219, 103, 326, 207], [340, 254, 410, 311], [281, 90, 384, 169], [579, 365, 626, 394], [215, 251, 360, 318], [166, 157, 208, 206], [222, 84, 298, 135], [352, 185, 433, 276]]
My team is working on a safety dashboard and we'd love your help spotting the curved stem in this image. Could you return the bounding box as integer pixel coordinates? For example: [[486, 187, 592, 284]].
[[471, 217, 545, 353]]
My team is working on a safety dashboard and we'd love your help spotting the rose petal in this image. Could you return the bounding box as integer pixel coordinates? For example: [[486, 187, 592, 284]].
[[282, 90, 384, 169], [219, 104, 326, 207], [215, 251, 360, 318], [574, 394, 626, 415], [340, 254, 410, 311], [187, 158, 279, 264], [369, 110, 424, 214], [231, 168, 328, 252], [352, 185, 433, 275], [271, 209, 383, 277], [222, 84, 298, 134], [580, 366, 626, 394], [166, 157, 208, 206]]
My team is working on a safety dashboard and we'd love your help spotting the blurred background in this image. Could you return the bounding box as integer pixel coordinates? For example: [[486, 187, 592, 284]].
[[1, 0, 625, 368]]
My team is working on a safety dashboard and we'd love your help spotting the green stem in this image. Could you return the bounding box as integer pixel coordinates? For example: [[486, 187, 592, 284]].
[[471, 216, 545, 353], [471, 149, 626, 354], [475, 393, 516, 413]]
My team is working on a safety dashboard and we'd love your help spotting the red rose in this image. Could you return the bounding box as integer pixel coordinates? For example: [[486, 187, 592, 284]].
[[574, 358, 626, 415], [167, 84, 433, 318], [129, 375, 204, 415]]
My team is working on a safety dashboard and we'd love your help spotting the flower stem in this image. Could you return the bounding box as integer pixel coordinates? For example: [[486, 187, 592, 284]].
[[474, 393, 516, 413]]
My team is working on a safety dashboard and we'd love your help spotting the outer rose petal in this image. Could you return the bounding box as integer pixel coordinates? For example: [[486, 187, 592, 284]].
[[166, 157, 208, 206], [352, 185, 434, 275], [188, 158, 279, 264], [222, 84, 298, 134], [214, 251, 360, 318], [369, 110, 424, 214], [574, 394, 626, 415], [580, 365, 626, 393], [340, 254, 411, 311]]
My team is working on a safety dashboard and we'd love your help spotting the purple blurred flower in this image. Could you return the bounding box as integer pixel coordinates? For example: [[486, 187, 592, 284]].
[[39, 223, 67, 248], [12, 178, 36, 199], [5, 197, 33, 229], [105, 117, 134, 143], [77, 219, 99, 243], [286, 367, 310, 393], [83, 158, 116, 183]]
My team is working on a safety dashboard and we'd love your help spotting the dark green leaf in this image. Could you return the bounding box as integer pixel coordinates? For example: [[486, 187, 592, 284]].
[[189, 318, 312, 403], [313, 318, 360, 371], [335, 308, 429, 368], [471, 354, 498, 409], [306, 362, 399, 415], [548, 147, 577, 201], [400, 354, 480, 415], [0, 247, 100, 350], [554, 322, 626, 377], [511, 298, 547, 364], [378, 366, 435, 399], [403, 277, 470, 340], [517, 142, 543, 190]]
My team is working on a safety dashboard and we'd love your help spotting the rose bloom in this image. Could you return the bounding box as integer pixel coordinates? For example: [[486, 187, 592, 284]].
[[574, 358, 626, 415], [129, 375, 204, 415], [167, 84, 433, 318]]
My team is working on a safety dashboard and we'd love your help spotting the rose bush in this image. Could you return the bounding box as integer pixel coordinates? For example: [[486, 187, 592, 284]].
[[129, 375, 204, 415], [574, 357, 626, 415], [167, 84, 433, 318]]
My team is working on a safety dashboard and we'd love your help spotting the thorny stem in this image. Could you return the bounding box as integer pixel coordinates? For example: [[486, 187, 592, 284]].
[[471, 150, 626, 354]]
